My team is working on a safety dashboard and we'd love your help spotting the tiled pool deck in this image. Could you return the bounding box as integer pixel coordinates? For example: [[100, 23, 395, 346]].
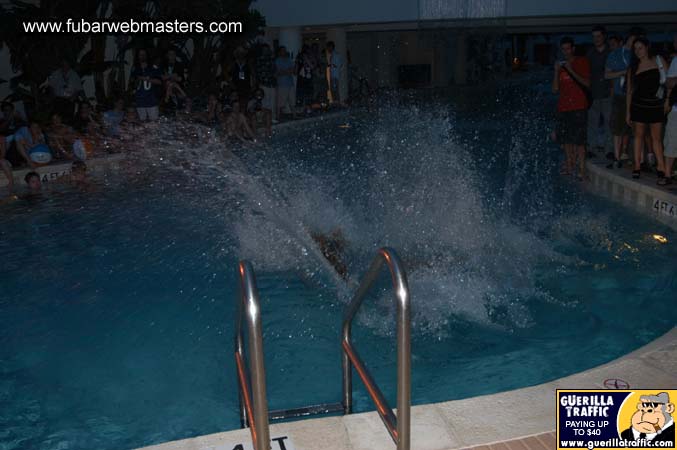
[[140, 327, 675, 450], [586, 158, 677, 231], [0, 153, 125, 188]]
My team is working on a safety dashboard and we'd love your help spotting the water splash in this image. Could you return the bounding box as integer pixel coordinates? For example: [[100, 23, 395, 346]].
[[117, 99, 580, 336]]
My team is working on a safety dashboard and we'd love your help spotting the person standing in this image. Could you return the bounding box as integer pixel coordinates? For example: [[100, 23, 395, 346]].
[[254, 43, 277, 122], [626, 37, 668, 182], [129, 49, 163, 122], [161, 49, 187, 107], [275, 46, 296, 121], [662, 32, 677, 183], [296, 45, 316, 115], [605, 28, 641, 168], [48, 58, 83, 122], [586, 26, 612, 158], [231, 47, 253, 110], [553, 37, 591, 180], [311, 43, 325, 104], [325, 41, 343, 105]]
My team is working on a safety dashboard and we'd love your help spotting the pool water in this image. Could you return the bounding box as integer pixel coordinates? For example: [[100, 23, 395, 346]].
[[1, 74, 676, 450]]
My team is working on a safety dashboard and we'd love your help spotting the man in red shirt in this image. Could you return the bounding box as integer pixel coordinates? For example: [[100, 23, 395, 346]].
[[552, 36, 591, 180]]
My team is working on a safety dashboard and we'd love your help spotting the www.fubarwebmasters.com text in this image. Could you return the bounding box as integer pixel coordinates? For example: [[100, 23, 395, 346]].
[[23, 18, 243, 34]]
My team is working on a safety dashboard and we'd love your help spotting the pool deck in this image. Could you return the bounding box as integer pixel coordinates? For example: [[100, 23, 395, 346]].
[[586, 158, 677, 231], [139, 327, 676, 450], [0, 153, 125, 188]]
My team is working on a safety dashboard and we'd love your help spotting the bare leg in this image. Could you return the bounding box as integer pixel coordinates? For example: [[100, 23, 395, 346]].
[[226, 115, 248, 145], [613, 135, 621, 161], [621, 134, 629, 159], [577, 144, 587, 179], [665, 157, 675, 178], [164, 83, 173, 102], [239, 114, 255, 139], [632, 122, 645, 172], [650, 122, 666, 174]]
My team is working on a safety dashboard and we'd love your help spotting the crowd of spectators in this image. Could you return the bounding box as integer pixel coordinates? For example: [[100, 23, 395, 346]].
[[0, 38, 346, 195], [5, 26, 676, 196], [553, 26, 677, 185]]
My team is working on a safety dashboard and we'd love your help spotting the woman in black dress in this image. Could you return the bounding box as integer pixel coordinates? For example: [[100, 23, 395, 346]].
[[626, 37, 667, 181]]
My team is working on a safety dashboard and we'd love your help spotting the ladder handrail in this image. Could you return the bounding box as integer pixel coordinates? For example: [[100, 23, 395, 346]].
[[235, 261, 271, 450], [341, 247, 411, 450]]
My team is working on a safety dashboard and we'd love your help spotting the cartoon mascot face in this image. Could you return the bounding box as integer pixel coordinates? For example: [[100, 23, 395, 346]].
[[631, 393, 675, 434]]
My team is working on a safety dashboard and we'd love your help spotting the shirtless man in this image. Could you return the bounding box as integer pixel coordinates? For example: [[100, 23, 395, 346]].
[[311, 228, 348, 279]]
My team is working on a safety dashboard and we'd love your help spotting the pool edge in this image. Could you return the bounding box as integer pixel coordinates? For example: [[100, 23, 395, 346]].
[[137, 327, 676, 450], [586, 159, 677, 231]]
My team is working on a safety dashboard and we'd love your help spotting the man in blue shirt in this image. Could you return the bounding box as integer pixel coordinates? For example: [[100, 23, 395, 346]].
[[275, 46, 296, 121], [130, 49, 163, 121], [605, 28, 641, 168], [586, 26, 611, 157]]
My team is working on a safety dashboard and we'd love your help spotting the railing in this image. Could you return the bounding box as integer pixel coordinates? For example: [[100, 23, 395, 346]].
[[342, 247, 411, 450], [235, 261, 271, 450]]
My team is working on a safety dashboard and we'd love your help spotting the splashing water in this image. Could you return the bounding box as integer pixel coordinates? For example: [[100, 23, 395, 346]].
[[120, 96, 579, 337]]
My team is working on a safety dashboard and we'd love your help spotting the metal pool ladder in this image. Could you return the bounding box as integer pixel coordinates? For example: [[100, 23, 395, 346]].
[[234, 248, 411, 450], [235, 261, 270, 450]]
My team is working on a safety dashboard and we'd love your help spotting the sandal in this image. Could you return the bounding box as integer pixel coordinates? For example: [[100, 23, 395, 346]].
[[632, 170, 640, 179]]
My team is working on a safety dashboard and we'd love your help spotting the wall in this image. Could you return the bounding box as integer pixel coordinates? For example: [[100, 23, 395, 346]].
[[506, 0, 677, 17], [255, 0, 677, 26], [253, 0, 417, 27]]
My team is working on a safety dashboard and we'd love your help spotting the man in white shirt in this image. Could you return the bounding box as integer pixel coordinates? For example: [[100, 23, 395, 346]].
[[48, 59, 83, 121], [663, 33, 677, 182]]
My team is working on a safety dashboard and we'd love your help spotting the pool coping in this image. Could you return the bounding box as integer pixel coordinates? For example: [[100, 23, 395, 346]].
[[137, 327, 675, 450], [0, 153, 125, 188], [586, 158, 677, 231]]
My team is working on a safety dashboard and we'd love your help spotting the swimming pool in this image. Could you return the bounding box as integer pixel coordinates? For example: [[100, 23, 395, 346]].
[[1, 74, 675, 450]]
